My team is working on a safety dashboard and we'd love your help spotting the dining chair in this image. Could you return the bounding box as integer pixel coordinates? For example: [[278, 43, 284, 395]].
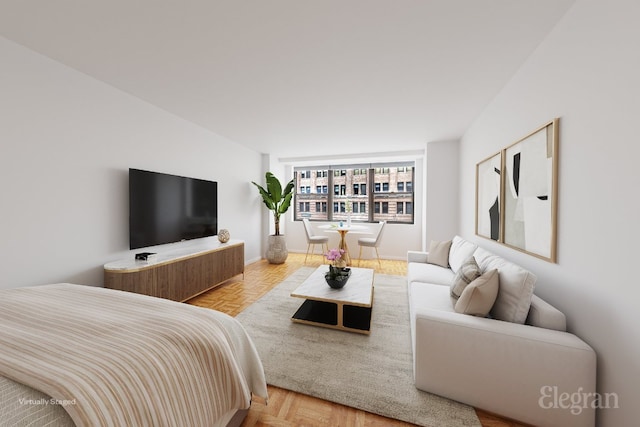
[[302, 218, 329, 263], [357, 221, 386, 266]]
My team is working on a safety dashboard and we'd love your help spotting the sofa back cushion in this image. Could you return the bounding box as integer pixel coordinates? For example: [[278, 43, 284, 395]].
[[473, 247, 537, 324], [449, 236, 478, 273]]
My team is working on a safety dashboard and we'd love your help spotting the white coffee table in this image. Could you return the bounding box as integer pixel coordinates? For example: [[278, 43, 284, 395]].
[[291, 266, 375, 335]]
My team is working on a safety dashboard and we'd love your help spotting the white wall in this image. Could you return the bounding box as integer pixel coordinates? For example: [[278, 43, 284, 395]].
[[459, 1, 639, 425], [0, 36, 264, 289], [426, 140, 459, 246]]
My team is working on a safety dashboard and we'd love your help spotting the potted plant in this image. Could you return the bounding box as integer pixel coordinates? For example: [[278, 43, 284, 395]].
[[252, 172, 294, 264], [324, 248, 351, 288]]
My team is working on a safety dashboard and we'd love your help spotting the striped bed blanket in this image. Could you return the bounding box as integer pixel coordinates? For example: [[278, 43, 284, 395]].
[[0, 284, 267, 426]]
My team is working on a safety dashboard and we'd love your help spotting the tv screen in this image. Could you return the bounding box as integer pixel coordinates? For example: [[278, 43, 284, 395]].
[[129, 168, 218, 250]]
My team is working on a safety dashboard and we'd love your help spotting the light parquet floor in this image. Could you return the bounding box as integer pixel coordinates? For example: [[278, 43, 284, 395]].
[[188, 253, 528, 427]]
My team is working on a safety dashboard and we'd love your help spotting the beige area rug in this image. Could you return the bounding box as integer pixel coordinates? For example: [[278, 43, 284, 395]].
[[236, 267, 481, 427]]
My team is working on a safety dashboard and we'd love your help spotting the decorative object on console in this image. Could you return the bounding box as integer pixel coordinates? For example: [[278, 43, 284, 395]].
[[475, 151, 501, 241], [218, 229, 230, 243], [251, 172, 294, 264], [324, 248, 351, 288], [502, 118, 559, 262]]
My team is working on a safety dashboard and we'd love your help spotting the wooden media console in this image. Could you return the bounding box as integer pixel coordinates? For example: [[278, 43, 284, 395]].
[[104, 240, 244, 302]]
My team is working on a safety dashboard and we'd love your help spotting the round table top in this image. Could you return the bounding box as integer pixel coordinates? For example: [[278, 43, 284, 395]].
[[318, 223, 369, 232]]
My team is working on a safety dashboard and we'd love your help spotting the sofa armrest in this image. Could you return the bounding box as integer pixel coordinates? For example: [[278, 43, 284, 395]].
[[407, 251, 429, 264], [412, 308, 596, 427]]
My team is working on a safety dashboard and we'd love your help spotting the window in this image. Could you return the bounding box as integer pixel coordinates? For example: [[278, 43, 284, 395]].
[[294, 163, 414, 223], [316, 202, 327, 212], [299, 202, 310, 212]]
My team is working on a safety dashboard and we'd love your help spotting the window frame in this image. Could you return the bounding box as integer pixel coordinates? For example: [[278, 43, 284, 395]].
[[293, 162, 415, 224]]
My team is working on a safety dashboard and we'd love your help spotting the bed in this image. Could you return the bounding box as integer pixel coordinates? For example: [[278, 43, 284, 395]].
[[0, 283, 268, 427]]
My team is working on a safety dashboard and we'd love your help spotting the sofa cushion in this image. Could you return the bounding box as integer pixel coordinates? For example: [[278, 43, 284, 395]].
[[407, 262, 455, 287], [526, 295, 567, 332], [473, 248, 537, 324], [450, 256, 481, 300], [409, 281, 455, 313], [427, 240, 452, 267], [454, 269, 499, 317], [448, 236, 478, 273]]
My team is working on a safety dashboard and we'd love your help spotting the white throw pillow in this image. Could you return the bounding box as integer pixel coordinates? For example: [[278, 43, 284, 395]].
[[427, 240, 452, 268], [448, 236, 478, 274], [454, 269, 499, 317]]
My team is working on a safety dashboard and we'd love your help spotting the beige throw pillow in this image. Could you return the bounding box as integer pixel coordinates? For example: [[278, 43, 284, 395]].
[[450, 256, 481, 301], [454, 269, 500, 317], [427, 240, 452, 268]]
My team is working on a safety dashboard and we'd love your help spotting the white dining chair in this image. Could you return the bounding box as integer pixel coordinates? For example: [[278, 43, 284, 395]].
[[357, 221, 386, 266], [302, 218, 329, 263]]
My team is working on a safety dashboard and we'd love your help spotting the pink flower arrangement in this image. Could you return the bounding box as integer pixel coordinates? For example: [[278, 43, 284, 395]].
[[325, 248, 345, 263], [325, 248, 346, 280]]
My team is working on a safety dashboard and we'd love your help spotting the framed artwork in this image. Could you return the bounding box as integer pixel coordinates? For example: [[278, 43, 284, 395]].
[[501, 119, 559, 262], [475, 151, 502, 241]]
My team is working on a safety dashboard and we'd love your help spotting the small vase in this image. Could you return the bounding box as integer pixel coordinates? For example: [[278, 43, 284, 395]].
[[325, 267, 351, 289]]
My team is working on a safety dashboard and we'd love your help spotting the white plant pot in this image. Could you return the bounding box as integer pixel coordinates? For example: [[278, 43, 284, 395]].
[[266, 235, 288, 264]]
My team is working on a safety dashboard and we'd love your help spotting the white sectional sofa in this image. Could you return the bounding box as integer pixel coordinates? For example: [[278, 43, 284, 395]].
[[407, 236, 596, 427]]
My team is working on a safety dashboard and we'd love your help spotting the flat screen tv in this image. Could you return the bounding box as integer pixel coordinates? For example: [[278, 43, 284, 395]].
[[129, 168, 218, 250]]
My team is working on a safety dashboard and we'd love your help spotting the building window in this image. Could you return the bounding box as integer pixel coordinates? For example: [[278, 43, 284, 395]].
[[294, 163, 414, 224], [316, 202, 327, 212]]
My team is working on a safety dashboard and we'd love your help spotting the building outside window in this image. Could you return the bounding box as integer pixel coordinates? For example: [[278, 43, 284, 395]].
[[294, 163, 414, 223]]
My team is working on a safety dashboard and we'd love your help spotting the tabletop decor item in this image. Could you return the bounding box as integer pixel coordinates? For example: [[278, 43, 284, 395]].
[[324, 248, 351, 288], [218, 229, 230, 243]]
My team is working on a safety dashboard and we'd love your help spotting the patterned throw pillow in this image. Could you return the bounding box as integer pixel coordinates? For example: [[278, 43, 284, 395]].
[[450, 256, 481, 301]]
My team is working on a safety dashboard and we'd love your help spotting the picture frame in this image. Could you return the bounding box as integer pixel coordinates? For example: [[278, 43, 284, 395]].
[[475, 151, 502, 241], [501, 119, 559, 262]]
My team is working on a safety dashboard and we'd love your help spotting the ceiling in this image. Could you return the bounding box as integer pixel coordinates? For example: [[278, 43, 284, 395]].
[[0, 0, 575, 159]]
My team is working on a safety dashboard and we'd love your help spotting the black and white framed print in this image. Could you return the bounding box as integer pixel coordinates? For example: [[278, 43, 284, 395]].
[[476, 151, 502, 241], [501, 119, 559, 262]]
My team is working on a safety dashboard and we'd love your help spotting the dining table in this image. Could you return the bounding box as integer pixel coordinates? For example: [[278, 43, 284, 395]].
[[318, 222, 370, 266]]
